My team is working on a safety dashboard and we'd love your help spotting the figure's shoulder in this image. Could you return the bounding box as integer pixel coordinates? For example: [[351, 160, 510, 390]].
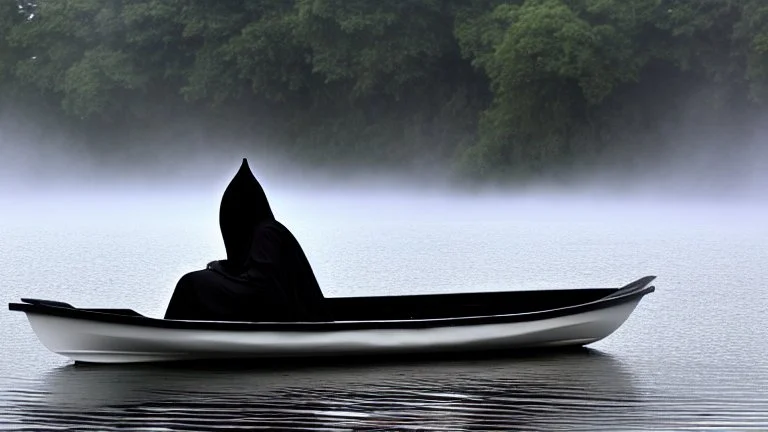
[[257, 219, 286, 232], [251, 219, 308, 257], [254, 219, 295, 240]]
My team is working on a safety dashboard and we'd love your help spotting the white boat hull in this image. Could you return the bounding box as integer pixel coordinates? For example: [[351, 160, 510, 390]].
[[22, 299, 642, 364]]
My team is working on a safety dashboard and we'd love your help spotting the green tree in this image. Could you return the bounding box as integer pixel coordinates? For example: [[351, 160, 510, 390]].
[[735, 0, 768, 102], [0, 0, 764, 180], [0, 1, 27, 95]]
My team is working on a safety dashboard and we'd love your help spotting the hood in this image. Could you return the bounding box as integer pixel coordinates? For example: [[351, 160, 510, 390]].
[[219, 158, 274, 266]]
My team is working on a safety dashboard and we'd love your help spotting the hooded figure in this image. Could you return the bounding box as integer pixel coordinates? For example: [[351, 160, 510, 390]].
[[164, 159, 329, 322]]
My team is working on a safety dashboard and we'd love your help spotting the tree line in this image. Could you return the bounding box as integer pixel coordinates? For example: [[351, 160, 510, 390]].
[[2, 0, 767, 180]]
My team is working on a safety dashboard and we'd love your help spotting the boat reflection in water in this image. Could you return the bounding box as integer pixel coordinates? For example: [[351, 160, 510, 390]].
[[8, 348, 646, 430]]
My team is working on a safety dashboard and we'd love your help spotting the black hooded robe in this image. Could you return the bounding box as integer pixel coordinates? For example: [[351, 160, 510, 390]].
[[164, 159, 329, 322]]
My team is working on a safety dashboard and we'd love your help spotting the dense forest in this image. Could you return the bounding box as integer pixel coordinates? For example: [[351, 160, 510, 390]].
[[1, 0, 767, 181]]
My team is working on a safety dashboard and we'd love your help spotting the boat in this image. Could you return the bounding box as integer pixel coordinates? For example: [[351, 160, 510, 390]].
[[8, 276, 655, 364]]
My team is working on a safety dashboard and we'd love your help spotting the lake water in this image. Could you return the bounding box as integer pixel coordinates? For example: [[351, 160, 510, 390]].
[[1, 190, 767, 430]]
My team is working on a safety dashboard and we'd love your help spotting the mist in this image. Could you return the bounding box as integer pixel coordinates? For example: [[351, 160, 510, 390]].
[[2, 106, 767, 208], [1, 88, 767, 238]]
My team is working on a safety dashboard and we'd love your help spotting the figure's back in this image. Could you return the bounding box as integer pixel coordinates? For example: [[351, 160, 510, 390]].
[[242, 219, 328, 321]]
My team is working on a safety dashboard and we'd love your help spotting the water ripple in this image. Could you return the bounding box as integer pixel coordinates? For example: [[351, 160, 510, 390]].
[[0, 350, 765, 431]]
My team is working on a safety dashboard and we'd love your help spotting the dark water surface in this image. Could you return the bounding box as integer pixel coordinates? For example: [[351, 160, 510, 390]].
[[1, 193, 767, 430], [4, 351, 657, 431]]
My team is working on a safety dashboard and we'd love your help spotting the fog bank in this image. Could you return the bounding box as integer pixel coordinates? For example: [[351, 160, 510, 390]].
[[1, 104, 767, 207]]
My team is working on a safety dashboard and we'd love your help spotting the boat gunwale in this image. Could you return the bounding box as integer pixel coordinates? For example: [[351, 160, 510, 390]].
[[8, 276, 655, 332]]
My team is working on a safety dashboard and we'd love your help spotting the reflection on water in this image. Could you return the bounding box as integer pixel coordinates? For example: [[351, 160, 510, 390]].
[[2, 349, 650, 431]]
